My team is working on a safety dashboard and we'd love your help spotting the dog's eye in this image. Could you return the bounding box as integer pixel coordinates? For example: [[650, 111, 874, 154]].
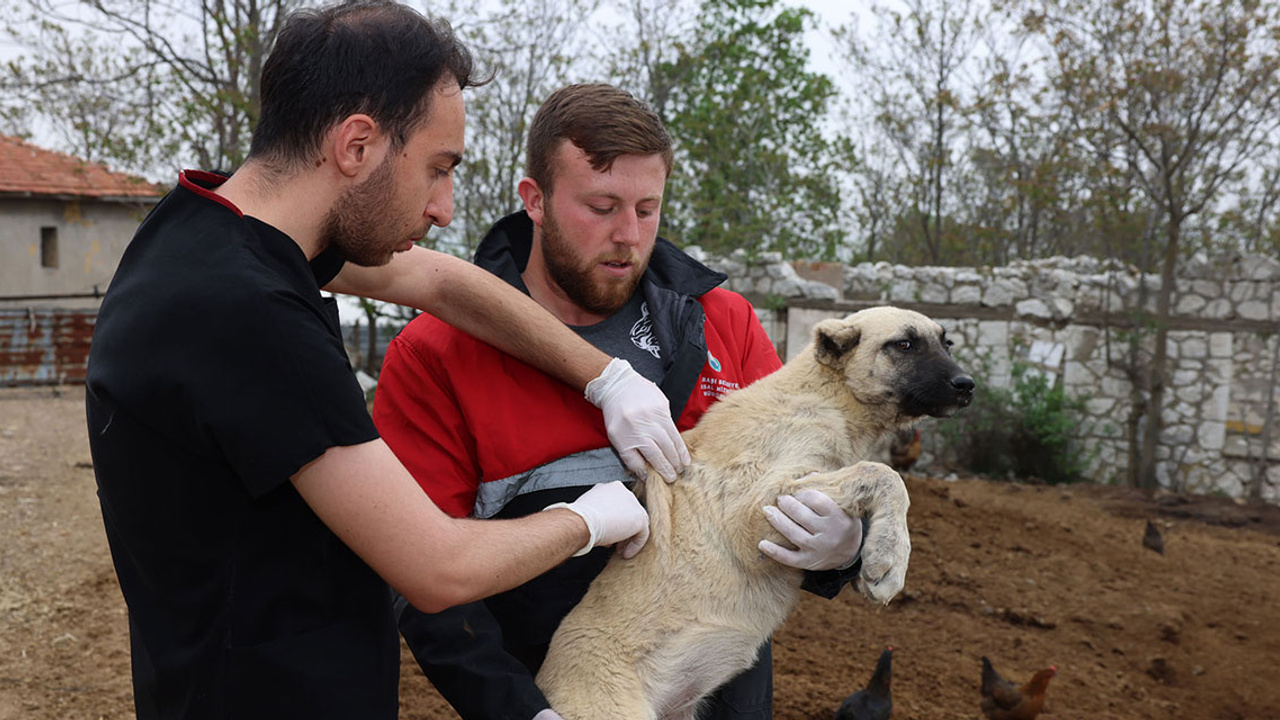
[[895, 340, 912, 351]]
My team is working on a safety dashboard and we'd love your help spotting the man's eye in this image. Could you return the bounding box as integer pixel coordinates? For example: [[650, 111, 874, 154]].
[[589, 206, 611, 215]]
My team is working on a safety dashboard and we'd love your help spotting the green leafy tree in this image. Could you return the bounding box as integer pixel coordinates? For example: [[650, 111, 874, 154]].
[[658, 0, 845, 259]]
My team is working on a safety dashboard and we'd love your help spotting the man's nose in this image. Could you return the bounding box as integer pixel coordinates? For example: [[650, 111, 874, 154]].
[[613, 209, 641, 246], [426, 183, 454, 228]]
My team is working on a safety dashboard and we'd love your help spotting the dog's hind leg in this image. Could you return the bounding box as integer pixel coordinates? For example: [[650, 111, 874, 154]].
[[637, 625, 771, 720], [538, 634, 655, 720], [540, 670, 654, 720], [779, 461, 911, 604]]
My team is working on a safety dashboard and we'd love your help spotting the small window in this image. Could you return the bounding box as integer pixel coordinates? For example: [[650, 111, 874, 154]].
[[40, 227, 59, 269]]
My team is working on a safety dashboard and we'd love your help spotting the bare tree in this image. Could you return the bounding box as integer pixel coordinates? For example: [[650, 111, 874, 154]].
[[1030, 0, 1280, 490], [428, 0, 599, 257], [835, 0, 982, 265], [966, 9, 1090, 263], [848, 141, 902, 263], [1, 0, 295, 179], [597, 0, 694, 117], [1218, 143, 1280, 257]]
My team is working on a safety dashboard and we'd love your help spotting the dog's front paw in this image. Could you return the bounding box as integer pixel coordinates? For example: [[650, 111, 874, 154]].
[[854, 515, 911, 605]]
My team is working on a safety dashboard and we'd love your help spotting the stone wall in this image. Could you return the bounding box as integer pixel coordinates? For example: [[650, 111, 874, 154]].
[[686, 248, 1280, 503]]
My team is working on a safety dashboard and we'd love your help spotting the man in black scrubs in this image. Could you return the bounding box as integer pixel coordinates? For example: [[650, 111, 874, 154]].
[[84, 3, 687, 718]]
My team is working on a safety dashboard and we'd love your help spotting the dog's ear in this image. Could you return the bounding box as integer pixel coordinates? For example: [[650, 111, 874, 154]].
[[813, 317, 861, 368]]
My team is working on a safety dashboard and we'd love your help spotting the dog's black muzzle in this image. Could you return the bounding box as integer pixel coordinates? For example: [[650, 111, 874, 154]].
[[898, 355, 976, 418], [951, 372, 975, 408]]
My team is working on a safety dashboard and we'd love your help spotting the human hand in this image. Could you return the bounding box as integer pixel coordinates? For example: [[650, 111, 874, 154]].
[[759, 488, 862, 571], [532, 710, 565, 720], [545, 480, 650, 558], [584, 358, 690, 482]]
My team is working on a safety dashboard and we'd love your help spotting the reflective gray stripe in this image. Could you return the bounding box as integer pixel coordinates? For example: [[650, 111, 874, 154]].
[[473, 447, 633, 519]]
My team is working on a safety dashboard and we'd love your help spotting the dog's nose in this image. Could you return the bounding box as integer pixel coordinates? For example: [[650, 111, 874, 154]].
[[951, 374, 975, 393]]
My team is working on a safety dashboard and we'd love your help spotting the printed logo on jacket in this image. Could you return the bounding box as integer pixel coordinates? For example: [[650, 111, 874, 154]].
[[700, 350, 739, 399]]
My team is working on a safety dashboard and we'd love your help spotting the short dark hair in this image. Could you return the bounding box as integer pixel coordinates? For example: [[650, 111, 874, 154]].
[[250, 0, 479, 168], [525, 84, 674, 194]]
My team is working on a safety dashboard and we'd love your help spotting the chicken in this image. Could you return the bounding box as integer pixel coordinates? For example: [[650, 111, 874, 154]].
[[980, 656, 1056, 720], [834, 647, 893, 720], [1142, 520, 1164, 555], [888, 428, 922, 472]]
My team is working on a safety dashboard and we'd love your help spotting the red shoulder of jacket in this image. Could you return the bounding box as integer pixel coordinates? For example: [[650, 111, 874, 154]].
[[391, 311, 479, 359], [679, 287, 782, 428], [698, 286, 755, 315]]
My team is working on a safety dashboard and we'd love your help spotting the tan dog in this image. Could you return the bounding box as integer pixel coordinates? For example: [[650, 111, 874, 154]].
[[536, 306, 974, 720]]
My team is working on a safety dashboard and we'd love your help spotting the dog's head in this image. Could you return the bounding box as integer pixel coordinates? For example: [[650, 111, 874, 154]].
[[812, 306, 974, 420]]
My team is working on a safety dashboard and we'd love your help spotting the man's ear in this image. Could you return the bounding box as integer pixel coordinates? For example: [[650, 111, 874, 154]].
[[330, 114, 380, 178], [813, 318, 861, 368], [518, 177, 546, 225]]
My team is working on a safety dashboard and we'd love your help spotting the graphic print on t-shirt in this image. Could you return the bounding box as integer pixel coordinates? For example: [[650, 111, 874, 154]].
[[631, 302, 660, 358]]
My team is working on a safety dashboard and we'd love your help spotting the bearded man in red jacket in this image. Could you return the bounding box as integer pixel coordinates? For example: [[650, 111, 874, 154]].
[[373, 83, 866, 720]]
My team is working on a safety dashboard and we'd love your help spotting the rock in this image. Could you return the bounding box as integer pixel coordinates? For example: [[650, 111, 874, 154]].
[[1146, 657, 1177, 684], [1015, 298, 1053, 320]]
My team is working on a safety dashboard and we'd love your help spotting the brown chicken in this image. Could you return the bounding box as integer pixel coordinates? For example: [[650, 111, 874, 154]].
[[889, 428, 922, 472], [980, 657, 1056, 720]]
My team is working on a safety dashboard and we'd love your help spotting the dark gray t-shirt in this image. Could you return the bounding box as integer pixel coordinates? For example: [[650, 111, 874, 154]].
[[570, 292, 663, 382]]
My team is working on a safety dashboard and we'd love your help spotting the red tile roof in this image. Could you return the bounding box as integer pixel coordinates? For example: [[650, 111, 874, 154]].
[[0, 134, 165, 200]]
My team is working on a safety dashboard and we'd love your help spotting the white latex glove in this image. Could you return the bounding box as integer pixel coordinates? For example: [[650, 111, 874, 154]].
[[584, 358, 691, 482], [533, 710, 565, 720], [759, 488, 863, 571], [543, 480, 650, 559]]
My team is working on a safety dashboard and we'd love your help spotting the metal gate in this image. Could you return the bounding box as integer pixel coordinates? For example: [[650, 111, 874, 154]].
[[0, 309, 96, 386]]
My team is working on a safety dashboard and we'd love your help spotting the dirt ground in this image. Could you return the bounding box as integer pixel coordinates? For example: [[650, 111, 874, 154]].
[[3, 386, 1279, 720]]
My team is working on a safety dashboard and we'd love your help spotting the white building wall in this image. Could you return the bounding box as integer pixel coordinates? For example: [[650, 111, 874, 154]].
[[0, 197, 152, 308]]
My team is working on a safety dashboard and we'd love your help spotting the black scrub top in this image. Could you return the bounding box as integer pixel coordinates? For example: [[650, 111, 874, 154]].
[[85, 171, 394, 719]]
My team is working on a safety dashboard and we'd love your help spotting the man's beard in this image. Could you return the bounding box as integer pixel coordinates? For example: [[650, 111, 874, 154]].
[[319, 154, 410, 267], [540, 203, 650, 317]]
